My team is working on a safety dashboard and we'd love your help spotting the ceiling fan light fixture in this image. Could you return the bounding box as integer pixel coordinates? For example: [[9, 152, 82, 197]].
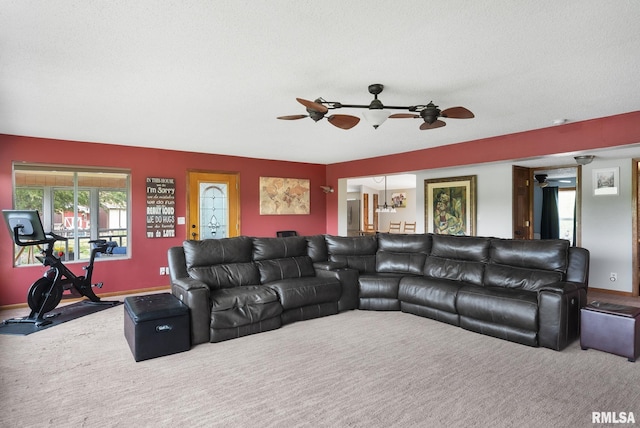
[[363, 109, 390, 129], [279, 84, 473, 131], [534, 174, 549, 188], [574, 155, 595, 165]]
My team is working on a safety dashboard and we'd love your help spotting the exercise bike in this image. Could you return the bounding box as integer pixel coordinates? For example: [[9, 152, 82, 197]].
[[2, 210, 118, 327]]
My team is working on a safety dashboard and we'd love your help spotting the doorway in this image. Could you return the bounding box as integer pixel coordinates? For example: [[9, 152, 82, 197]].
[[512, 165, 581, 245], [187, 171, 240, 240]]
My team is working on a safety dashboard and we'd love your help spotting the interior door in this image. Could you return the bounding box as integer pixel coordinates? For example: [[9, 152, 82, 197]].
[[187, 171, 240, 240], [512, 166, 532, 239]]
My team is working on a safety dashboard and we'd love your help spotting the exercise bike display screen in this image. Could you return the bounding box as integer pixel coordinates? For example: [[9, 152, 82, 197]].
[[2, 210, 47, 242]]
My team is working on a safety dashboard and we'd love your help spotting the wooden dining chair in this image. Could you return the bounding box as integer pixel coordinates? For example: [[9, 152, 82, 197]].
[[389, 221, 401, 233], [403, 222, 416, 233], [359, 223, 376, 235]]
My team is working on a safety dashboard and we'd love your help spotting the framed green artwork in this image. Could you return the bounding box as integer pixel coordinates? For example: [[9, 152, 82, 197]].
[[424, 175, 477, 235]]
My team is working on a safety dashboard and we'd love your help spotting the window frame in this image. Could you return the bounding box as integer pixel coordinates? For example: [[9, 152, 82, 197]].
[[11, 162, 131, 266]]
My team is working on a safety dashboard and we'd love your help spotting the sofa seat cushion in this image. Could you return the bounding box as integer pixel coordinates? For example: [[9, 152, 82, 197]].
[[456, 285, 539, 331], [267, 277, 341, 310], [398, 277, 465, 314], [210, 286, 283, 329], [359, 274, 404, 299]]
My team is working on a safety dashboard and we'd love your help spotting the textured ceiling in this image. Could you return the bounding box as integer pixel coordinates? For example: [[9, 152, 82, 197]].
[[1, 1, 639, 164]]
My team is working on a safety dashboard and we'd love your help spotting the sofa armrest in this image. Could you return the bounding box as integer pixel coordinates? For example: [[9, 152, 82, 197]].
[[538, 281, 585, 295], [168, 243, 212, 346], [537, 281, 585, 351], [315, 267, 359, 311], [171, 277, 211, 346]]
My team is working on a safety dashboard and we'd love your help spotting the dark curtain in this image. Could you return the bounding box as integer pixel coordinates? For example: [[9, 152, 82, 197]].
[[541, 187, 559, 239]]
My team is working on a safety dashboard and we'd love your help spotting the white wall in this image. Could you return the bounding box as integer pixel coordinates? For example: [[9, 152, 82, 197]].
[[581, 159, 634, 292], [415, 163, 514, 237], [338, 156, 638, 294]]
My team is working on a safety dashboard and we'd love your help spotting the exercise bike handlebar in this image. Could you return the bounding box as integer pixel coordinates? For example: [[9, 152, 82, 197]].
[[46, 231, 68, 242], [12, 226, 57, 247], [13, 226, 108, 252]]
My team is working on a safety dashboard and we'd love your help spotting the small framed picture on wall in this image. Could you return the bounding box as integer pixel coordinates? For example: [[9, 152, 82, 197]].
[[593, 167, 619, 196]]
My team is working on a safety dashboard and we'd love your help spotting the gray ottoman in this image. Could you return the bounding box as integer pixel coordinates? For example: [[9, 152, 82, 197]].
[[124, 293, 190, 362], [580, 301, 640, 362]]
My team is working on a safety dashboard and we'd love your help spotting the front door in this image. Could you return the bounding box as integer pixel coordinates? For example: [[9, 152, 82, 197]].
[[187, 171, 240, 240]]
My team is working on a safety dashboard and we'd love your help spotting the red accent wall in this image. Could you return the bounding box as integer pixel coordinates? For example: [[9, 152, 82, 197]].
[[0, 135, 327, 305], [325, 111, 640, 233], [2, 111, 640, 304]]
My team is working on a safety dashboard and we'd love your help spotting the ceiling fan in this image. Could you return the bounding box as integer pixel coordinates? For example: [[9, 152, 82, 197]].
[[277, 84, 474, 130], [276, 98, 361, 130]]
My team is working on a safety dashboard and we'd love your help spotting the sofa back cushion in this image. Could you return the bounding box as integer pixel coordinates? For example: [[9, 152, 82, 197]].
[[183, 236, 253, 266], [256, 256, 315, 283], [422, 235, 490, 284], [423, 257, 485, 285], [182, 237, 258, 289], [430, 234, 491, 262], [325, 235, 378, 274], [484, 264, 563, 290], [306, 234, 328, 262], [377, 233, 432, 253], [188, 263, 260, 289], [376, 233, 431, 275], [485, 239, 569, 290], [489, 239, 569, 272], [252, 236, 307, 261]]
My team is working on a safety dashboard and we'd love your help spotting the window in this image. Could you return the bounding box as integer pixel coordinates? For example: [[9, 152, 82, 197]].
[[12, 164, 130, 266], [558, 188, 576, 245]]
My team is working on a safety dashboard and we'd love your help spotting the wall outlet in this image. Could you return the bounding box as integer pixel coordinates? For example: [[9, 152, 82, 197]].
[[610, 272, 617, 282], [165, 267, 170, 275], [160, 267, 166, 275]]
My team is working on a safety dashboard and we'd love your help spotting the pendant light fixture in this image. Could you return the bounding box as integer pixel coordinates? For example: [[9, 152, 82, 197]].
[[361, 84, 390, 129], [375, 176, 396, 213]]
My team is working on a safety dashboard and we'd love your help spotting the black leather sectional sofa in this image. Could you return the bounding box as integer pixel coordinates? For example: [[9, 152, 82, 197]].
[[168, 233, 589, 351]]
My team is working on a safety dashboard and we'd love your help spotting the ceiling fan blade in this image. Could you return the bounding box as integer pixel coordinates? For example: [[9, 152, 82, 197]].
[[296, 98, 328, 113], [441, 106, 474, 119], [327, 114, 360, 130], [389, 113, 420, 119], [277, 115, 308, 120], [420, 120, 446, 130]]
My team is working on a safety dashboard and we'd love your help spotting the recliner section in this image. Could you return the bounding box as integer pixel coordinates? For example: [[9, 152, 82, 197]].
[[168, 232, 589, 351]]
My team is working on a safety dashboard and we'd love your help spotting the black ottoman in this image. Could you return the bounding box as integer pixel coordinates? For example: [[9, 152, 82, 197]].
[[124, 293, 190, 362], [580, 301, 640, 362]]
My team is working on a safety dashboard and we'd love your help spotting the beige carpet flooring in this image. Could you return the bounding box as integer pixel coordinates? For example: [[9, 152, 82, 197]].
[[1, 300, 639, 427]]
